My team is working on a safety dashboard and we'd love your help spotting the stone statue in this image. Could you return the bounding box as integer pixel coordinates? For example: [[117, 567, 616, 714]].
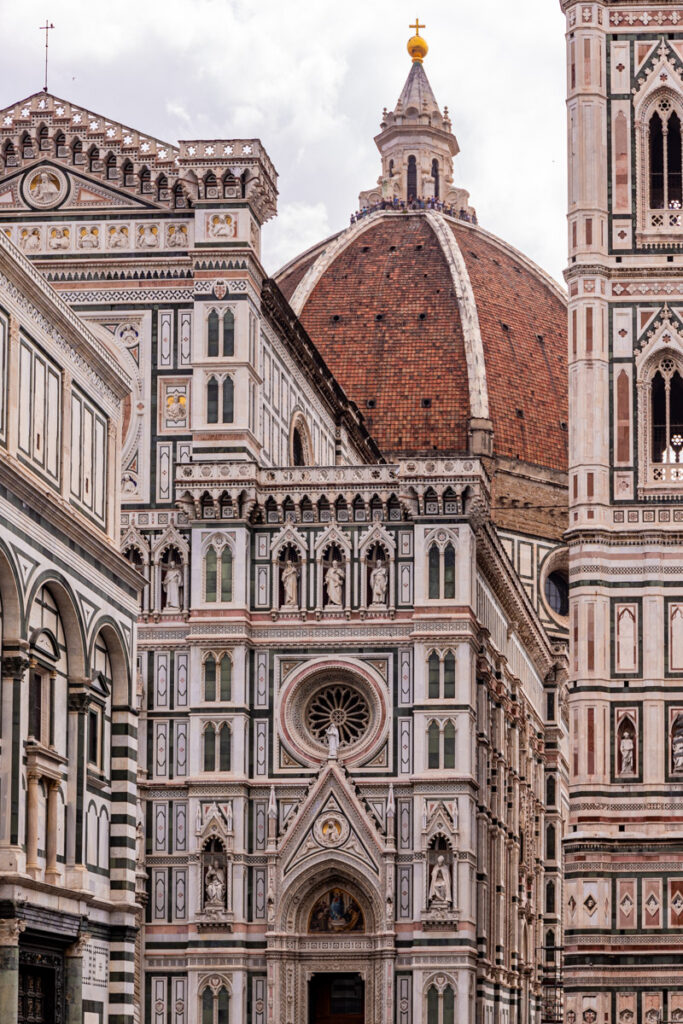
[[673, 717, 683, 773], [168, 225, 187, 247], [31, 171, 59, 203], [109, 225, 128, 248], [619, 730, 634, 775], [21, 229, 40, 252], [428, 855, 452, 906], [79, 227, 99, 249], [325, 722, 340, 759], [135, 818, 145, 867], [370, 558, 388, 605], [205, 860, 226, 906], [166, 393, 186, 424], [49, 227, 69, 250], [209, 214, 234, 239], [162, 560, 182, 610], [324, 559, 345, 608], [138, 224, 159, 248], [281, 559, 299, 608]]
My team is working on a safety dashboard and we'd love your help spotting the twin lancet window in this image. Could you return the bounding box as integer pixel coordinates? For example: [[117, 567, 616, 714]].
[[206, 310, 235, 424], [649, 107, 683, 212]]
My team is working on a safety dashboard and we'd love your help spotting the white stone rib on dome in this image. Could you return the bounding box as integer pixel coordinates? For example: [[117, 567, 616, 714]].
[[425, 209, 490, 421]]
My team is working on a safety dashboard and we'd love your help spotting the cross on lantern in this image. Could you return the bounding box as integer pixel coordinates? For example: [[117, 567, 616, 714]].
[[39, 19, 55, 93], [410, 18, 425, 35]]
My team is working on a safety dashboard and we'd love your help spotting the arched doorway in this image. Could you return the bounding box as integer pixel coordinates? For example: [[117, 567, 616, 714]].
[[268, 862, 392, 1024]]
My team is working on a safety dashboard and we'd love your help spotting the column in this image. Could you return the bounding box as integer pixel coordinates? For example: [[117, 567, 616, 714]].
[[25, 770, 41, 878], [0, 918, 25, 1023], [0, 652, 29, 864], [64, 932, 89, 1024], [45, 779, 61, 883]]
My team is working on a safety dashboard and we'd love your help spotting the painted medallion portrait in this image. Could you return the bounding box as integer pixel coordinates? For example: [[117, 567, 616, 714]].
[[308, 888, 364, 933]]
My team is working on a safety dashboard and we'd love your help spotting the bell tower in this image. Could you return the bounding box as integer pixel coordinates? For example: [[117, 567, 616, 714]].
[[359, 22, 475, 214], [562, 0, 683, 1021]]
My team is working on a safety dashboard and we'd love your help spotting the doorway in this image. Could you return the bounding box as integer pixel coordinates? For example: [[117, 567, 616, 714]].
[[18, 963, 56, 1024], [308, 973, 364, 1024]]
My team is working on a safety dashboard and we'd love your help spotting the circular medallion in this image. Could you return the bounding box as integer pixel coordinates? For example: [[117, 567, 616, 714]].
[[22, 167, 68, 209], [278, 660, 388, 767], [313, 814, 350, 848]]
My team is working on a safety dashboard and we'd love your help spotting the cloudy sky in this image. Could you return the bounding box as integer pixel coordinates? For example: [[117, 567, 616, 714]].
[[0, 0, 568, 284]]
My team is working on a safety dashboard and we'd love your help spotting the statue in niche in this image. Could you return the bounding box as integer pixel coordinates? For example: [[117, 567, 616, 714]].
[[281, 559, 299, 609], [325, 722, 340, 759], [370, 557, 388, 606], [618, 725, 635, 776], [673, 714, 683, 773], [324, 559, 345, 608], [162, 559, 182, 610], [205, 860, 226, 906], [428, 855, 452, 906], [135, 817, 145, 868]]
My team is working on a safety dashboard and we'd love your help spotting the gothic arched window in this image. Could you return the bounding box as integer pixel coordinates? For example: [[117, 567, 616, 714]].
[[649, 106, 683, 210], [208, 311, 220, 357], [203, 724, 216, 772], [205, 547, 218, 602], [428, 721, 440, 770], [201, 984, 229, 1024], [546, 823, 556, 861], [428, 545, 440, 599], [223, 310, 235, 356], [407, 154, 417, 200], [222, 378, 234, 423], [428, 652, 440, 699], [443, 721, 455, 769], [652, 361, 683, 464], [427, 984, 455, 1024], [546, 775, 556, 807], [219, 656, 232, 701], [444, 652, 455, 699], [219, 724, 231, 771], [431, 158, 440, 199], [292, 428, 305, 466], [105, 153, 117, 180], [207, 377, 219, 424], [444, 544, 455, 599], [220, 547, 233, 601], [546, 879, 556, 914], [204, 655, 217, 701]]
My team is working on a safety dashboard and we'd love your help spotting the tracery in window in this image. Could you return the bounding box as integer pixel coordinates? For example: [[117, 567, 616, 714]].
[[200, 981, 230, 1024], [203, 723, 231, 772], [204, 543, 233, 603], [426, 982, 455, 1024], [427, 719, 456, 769], [649, 107, 682, 210], [652, 358, 683, 464]]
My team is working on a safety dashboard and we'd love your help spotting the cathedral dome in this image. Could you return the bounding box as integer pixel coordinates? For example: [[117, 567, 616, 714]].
[[276, 208, 568, 475]]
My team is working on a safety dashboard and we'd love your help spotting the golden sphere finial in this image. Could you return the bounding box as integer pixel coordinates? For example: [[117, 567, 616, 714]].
[[407, 17, 428, 64]]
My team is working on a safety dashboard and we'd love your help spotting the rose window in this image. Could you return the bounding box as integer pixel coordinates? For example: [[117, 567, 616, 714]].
[[306, 684, 370, 747]]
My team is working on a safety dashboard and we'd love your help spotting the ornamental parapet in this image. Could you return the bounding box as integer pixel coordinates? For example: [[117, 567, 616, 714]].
[[175, 457, 490, 523]]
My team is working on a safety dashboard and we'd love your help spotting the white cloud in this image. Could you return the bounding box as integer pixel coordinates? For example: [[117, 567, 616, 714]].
[[0, 0, 568, 281]]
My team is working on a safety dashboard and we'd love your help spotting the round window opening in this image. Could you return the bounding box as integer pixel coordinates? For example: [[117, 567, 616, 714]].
[[305, 683, 370, 748], [544, 570, 569, 618]]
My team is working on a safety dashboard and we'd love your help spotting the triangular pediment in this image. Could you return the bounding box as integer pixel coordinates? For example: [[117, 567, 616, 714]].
[[278, 762, 385, 880]]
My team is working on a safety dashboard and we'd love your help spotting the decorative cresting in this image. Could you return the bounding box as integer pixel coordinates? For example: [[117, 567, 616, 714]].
[[634, 42, 683, 243], [635, 304, 683, 493], [278, 658, 389, 767]]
